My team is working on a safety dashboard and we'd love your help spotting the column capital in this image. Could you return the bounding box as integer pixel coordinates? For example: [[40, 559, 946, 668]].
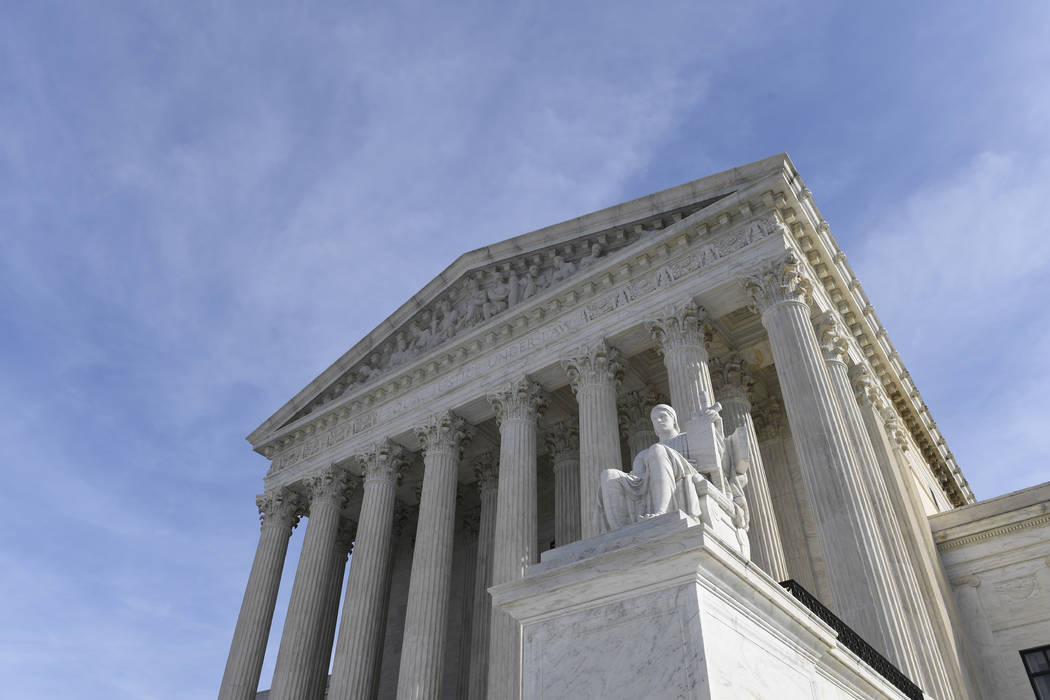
[[710, 353, 754, 406], [415, 410, 473, 458], [488, 376, 549, 425], [813, 311, 849, 364], [646, 301, 709, 355], [473, 452, 499, 493], [882, 413, 911, 453], [752, 397, 787, 442], [305, 466, 354, 509], [617, 390, 661, 433], [849, 363, 888, 411], [742, 251, 813, 314], [360, 439, 410, 485], [543, 419, 580, 459], [562, 339, 624, 393], [256, 489, 305, 532]]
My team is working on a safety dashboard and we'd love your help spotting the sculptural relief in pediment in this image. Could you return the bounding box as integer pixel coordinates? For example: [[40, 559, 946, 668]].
[[284, 216, 699, 424]]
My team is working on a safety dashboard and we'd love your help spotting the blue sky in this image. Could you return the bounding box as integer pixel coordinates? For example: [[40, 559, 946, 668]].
[[2, 2, 1048, 697]]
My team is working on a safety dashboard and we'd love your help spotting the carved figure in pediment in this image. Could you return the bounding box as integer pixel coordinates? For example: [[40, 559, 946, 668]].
[[413, 314, 434, 352], [459, 276, 488, 330], [484, 271, 511, 319], [434, 299, 459, 342], [389, 332, 412, 367], [518, 264, 546, 301], [578, 242, 605, 270], [550, 253, 577, 285], [356, 354, 382, 384]]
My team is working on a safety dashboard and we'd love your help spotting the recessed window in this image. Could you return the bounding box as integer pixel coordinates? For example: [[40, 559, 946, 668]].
[[1021, 644, 1050, 698]]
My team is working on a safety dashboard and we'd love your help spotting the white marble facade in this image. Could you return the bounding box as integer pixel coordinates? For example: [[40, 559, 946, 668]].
[[215, 153, 1035, 700]]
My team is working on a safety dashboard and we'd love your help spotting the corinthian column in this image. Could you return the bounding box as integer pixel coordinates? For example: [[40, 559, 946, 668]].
[[270, 468, 353, 700], [618, 390, 661, 460], [329, 441, 407, 700], [219, 490, 303, 700], [306, 520, 355, 700], [544, 421, 581, 547], [710, 354, 789, 581], [741, 252, 915, 670], [467, 455, 498, 700], [486, 377, 547, 700], [563, 340, 623, 539], [813, 314, 932, 688], [396, 412, 472, 700], [647, 301, 712, 419], [846, 363, 967, 700]]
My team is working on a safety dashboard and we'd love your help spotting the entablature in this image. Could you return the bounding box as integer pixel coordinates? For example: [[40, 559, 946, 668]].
[[259, 189, 793, 489]]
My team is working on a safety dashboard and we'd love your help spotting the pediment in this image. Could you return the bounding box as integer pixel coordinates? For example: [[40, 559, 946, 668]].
[[248, 154, 793, 447]]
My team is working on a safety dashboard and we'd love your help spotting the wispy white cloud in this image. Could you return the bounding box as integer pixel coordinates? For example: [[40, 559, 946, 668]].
[[854, 149, 1050, 498]]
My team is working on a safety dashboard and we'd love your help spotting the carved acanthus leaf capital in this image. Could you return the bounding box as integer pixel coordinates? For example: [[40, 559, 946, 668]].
[[473, 452, 499, 493], [742, 251, 813, 314], [415, 410, 473, 458], [487, 376, 549, 426], [646, 301, 709, 356], [709, 353, 754, 406], [543, 419, 581, 459], [360, 439, 409, 485], [256, 489, 305, 531], [848, 363, 887, 410], [813, 312, 849, 364], [562, 339, 624, 393], [617, 390, 663, 434], [306, 465, 355, 508], [752, 397, 787, 442]]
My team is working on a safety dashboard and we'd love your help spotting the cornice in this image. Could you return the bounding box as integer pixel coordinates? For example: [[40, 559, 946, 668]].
[[260, 183, 792, 478], [247, 154, 793, 446], [769, 174, 975, 507]]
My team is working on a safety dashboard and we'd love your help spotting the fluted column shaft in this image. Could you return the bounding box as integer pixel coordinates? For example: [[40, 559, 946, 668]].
[[306, 523, 354, 700], [545, 422, 581, 547], [270, 469, 351, 700], [742, 253, 914, 669], [396, 412, 471, 700], [564, 340, 623, 540], [814, 322, 927, 686], [847, 365, 967, 699], [487, 378, 547, 700], [553, 454, 581, 547], [467, 462, 498, 700], [219, 491, 302, 700], [329, 442, 405, 699], [648, 301, 712, 418], [716, 379, 789, 581]]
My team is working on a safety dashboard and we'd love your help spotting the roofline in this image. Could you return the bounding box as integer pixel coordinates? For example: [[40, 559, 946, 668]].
[[247, 153, 795, 444]]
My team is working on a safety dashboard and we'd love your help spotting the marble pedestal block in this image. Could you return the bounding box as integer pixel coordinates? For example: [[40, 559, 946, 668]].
[[491, 512, 910, 700]]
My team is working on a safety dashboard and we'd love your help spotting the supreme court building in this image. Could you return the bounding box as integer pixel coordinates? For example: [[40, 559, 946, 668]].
[[219, 155, 1050, 699]]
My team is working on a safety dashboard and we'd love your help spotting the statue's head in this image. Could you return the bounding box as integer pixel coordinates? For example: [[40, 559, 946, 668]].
[[650, 404, 680, 440]]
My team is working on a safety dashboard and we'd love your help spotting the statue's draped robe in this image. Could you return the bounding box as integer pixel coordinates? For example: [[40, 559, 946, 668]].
[[597, 433, 705, 532]]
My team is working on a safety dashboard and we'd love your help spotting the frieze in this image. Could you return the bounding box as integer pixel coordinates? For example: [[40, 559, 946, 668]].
[[268, 212, 784, 474]]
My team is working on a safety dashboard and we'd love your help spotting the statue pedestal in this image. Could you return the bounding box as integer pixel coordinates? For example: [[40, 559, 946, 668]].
[[491, 512, 910, 700]]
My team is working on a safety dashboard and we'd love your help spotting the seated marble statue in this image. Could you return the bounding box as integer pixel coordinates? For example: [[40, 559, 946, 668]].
[[597, 403, 708, 532], [597, 400, 753, 538]]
